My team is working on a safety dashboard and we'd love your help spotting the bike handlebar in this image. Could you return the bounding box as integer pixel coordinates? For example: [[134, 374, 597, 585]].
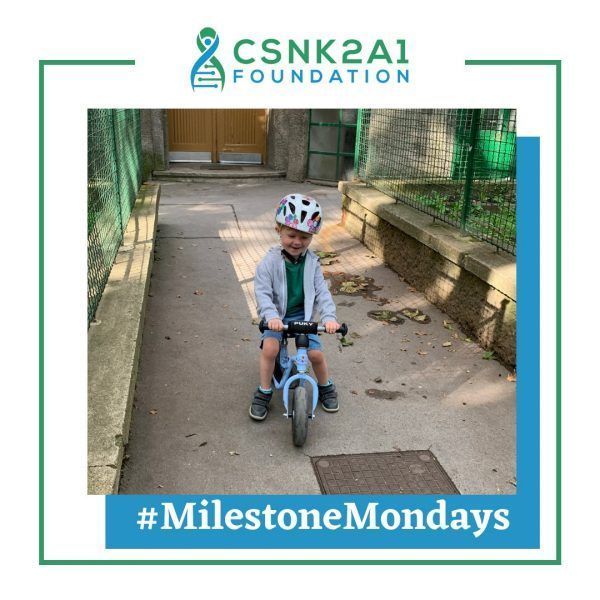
[[258, 319, 348, 337]]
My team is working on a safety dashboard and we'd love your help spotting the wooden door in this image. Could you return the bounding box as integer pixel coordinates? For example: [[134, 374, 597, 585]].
[[216, 109, 266, 162], [167, 109, 215, 161], [167, 109, 266, 163]]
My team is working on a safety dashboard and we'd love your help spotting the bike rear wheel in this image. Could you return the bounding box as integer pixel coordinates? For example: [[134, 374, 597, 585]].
[[291, 386, 309, 447]]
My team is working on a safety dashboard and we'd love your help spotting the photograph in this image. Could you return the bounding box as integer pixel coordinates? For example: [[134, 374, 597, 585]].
[[87, 107, 517, 497]]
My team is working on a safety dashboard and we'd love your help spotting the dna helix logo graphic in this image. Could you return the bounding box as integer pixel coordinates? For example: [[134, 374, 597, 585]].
[[190, 27, 225, 90]]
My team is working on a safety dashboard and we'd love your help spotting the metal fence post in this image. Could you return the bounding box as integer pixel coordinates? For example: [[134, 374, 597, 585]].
[[110, 110, 124, 234], [354, 109, 363, 179], [460, 108, 481, 231]]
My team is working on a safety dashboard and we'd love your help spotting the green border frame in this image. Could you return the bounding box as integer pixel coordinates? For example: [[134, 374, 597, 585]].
[[39, 59, 561, 565]]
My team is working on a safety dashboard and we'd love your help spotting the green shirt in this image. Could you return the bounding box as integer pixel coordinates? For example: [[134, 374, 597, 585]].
[[285, 257, 305, 316]]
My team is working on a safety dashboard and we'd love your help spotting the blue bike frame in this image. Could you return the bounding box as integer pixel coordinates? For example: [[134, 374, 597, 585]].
[[271, 338, 319, 419]]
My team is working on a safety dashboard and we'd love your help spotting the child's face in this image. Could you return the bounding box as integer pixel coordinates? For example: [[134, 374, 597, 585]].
[[278, 225, 313, 257]]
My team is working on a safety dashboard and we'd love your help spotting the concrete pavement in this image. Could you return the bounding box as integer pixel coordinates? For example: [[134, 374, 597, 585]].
[[119, 179, 516, 495]]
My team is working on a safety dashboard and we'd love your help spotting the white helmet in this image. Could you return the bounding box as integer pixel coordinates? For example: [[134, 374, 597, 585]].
[[275, 194, 322, 234]]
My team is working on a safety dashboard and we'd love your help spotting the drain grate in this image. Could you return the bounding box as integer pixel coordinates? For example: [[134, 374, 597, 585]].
[[311, 450, 460, 495]]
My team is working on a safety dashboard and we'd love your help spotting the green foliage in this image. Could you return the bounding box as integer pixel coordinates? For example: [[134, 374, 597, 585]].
[[415, 188, 516, 250]]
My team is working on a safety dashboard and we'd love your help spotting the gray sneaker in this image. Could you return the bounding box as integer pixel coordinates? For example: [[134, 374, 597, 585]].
[[249, 388, 273, 421], [318, 382, 339, 412]]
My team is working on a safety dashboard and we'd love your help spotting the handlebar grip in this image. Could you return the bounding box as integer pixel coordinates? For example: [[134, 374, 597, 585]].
[[338, 323, 348, 337], [258, 319, 267, 333]]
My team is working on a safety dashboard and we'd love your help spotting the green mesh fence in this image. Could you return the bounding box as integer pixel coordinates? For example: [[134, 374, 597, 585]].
[[355, 109, 516, 254], [88, 109, 142, 325]]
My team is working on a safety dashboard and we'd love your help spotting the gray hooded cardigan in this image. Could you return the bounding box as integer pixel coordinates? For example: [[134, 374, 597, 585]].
[[254, 246, 337, 324]]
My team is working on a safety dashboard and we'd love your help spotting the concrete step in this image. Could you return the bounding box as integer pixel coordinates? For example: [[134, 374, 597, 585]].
[[152, 163, 286, 182]]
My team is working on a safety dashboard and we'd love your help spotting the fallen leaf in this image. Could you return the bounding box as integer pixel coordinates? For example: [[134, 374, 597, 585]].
[[194, 289, 204, 295], [198, 441, 207, 447], [350, 332, 362, 339], [340, 337, 354, 346], [157, 484, 164, 489], [228, 451, 240, 456], [367, 309, 404, 325], [241, 337, 251, 342], [443, 320, 454, 330], [340, 281, 360, 293], [177, 246, 184, 250], [374, 376, 383, 383], [442, 341, 452, 347], [149, 410, 158, 415], [320, 257, 339, 266], [315, 251, 338, 259], [185, 433, 197, 438], [482, 351, 495, 360], [507, 372, 517, 382], [350, 390, 358, 395], [401, 308, 431, 323], [417, 350, 428, 356]]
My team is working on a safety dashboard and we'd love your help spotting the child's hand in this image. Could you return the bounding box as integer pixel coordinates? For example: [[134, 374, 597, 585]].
[[324, 320, 341, 334], [268, 318, 284, 331]]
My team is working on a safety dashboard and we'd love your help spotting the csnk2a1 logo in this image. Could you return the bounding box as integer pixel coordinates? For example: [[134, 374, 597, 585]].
[[191, 28, 410, 91], [191, 27, 226, 90]]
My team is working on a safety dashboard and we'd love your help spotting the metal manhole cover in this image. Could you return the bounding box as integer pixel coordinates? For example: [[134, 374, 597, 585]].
[[311, 451, 460, 495]]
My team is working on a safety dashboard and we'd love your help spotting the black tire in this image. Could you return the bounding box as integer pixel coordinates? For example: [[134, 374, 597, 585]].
[[289, 364, 300, 389], [291, 386, 309, 447]]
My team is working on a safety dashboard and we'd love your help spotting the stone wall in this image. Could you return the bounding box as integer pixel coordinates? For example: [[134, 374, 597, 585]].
[[266, 109, 309, 182], [340, 183, 516, 366], [363, 110, 456, 180], [140, 109, 168, 179]]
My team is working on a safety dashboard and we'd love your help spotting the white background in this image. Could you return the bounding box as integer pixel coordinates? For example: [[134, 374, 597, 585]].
[[2, 0, 596, 595]]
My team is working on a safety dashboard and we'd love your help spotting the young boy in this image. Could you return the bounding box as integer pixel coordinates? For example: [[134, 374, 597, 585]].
[[250, 193, 341, 421]]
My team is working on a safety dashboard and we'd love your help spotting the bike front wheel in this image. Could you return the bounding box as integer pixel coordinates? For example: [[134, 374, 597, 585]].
[[291, 385, 309, 447]]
